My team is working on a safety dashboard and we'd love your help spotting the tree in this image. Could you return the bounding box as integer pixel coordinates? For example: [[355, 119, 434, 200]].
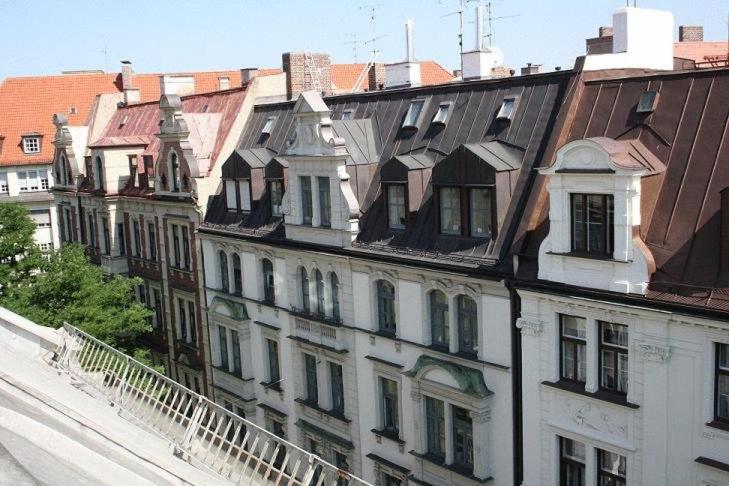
[[0, 203, 44, 289]]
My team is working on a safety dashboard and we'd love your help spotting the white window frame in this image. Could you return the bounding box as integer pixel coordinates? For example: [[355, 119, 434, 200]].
[[22, 137, 40, 154]]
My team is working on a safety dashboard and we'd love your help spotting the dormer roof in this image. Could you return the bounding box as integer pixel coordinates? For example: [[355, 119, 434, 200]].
[[542, 136, 665, 175]]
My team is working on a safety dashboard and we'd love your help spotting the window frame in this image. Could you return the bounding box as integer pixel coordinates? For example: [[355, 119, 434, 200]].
[[232, 253, 242, 295], [304, 353, 319, 404], [300, 267, 310, 313], [267, 338, 281, 385], [330, 361, 345, 415], [300, 176, 313, 225], [716, 342, 729, 424], [270, 179, 284, 218], [314, 269, 325, 317], [496, 95, 519, 121], [402, 99, 426, 129], [262, 258, 275, 304], [429, 290, 449, 350], [457, 295, 478, 356], [147, 222, 157, 261], [376, 280, 397, 335], [219, 251, 229, 292], [425, 396, 446, 462], [451, 404, 474, 472], [469, 186, 494, 238], [598, 321, 629, 395], [380, 376, 400, 437], [438, 186, 462, 235], [133, 220, 142, 257], [596, 448, 626, 486], [570, 193, 614, 257], [386, 183, 407, 230], [317, 176, 331, 227], [559, 437, 586, 486], [559, 314, 587, 386], [22, 136, 41, 154], [330, 273, 341, 321], [431, 101, 453, 126]]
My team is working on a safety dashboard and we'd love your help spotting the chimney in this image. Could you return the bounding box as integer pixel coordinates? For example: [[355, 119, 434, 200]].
[[520, 63, 541, 75], [583, 7, 674, 71], [159, 74, 195, 97], [120, 61, 140, 104], [241, 68, 259, 86], [599, 26, 614, 37], [282, 52, 332, 100], [367, 63, 385, 91], [385, 21, 422, 89], [476, 5, 485, 50], [679, 25, 704, 42], [460, 6, 505, 80]]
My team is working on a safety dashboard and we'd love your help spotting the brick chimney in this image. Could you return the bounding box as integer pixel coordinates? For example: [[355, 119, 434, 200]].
[[120, 61, 140, 104], [282, 52, 332, 100], [520, 63, 541, 75], [241, 68, 259, 86], [586, 26, 614, 55], [367, 63, 385, 91], [679, 25, 704, 42]]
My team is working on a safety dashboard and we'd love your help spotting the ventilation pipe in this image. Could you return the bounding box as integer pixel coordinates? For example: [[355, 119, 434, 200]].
[[385, 19, 422, 88], [476, 5, 484, 50], [461, 6, 505, 80]]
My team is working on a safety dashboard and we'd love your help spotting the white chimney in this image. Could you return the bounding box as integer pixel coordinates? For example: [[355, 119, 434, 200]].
[[584, 7, 674, 71], [159, 74, 195, 96], [385, 20, 422, 88], [461, 6, 505, 80], [476, 5, 484, 50]]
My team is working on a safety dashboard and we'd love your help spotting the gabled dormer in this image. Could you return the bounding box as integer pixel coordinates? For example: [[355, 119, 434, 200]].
[[52, 113, 88, 189], [155, 94, 197, 196], [537, 137, 665, 294], [281, 91, 363, 247]]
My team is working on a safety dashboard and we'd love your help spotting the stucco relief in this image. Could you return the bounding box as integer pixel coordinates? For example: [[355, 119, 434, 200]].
[[516, 318, 543, 337], [637, 342, 671, 363], [559, 399, 628, 438]]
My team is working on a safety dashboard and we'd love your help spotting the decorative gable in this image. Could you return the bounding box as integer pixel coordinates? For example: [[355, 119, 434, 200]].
[[404, 355, 492, 399]]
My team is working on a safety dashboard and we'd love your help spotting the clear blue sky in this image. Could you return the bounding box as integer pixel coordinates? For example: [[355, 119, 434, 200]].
[[1, 0, 727, 80]]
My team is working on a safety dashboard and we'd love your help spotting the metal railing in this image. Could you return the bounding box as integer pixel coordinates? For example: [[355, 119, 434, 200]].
[[56, 323, 371, 486]]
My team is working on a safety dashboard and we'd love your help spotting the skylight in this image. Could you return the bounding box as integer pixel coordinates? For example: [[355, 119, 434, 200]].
[[341, 109, 355, 121], [262, 116, 277, 135], [402, 100, 425, 129], [637, 91, 659, 113], [496, 96, 518, 121], [432, 102, 452, 125]]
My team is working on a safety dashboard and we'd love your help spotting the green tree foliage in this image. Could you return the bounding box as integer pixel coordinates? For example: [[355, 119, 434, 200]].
[[0, 204, 152, 356], [0, 203, 45, 288]]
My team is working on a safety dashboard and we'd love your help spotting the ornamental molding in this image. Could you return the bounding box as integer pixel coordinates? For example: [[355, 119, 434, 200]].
[[516, 318, 543, 337], [471, 408, 491, 424], [566, 401, 627, 438], [637, 342, 671, 363]]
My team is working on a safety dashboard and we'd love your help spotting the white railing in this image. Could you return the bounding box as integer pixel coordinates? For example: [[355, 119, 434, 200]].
[[56, 323, 370, 486]]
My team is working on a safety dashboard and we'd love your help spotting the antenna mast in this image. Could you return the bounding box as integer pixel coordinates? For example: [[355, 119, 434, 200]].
[[359, 3, 385, 61]]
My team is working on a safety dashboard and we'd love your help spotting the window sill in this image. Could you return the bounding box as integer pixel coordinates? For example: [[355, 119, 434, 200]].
[[409, 450, 487, 483], [706, 419, 729, 433], [213, 365, 252, 382], [289, 307, 343, 327], [295, 397, 351, 423], [374, 330, 397, 339], [371, 428, 405, 445], [176, 340, 198, 352], [545, 251, 631, 264], [542, 380, 639, 409], [259, 380, 283, 393]]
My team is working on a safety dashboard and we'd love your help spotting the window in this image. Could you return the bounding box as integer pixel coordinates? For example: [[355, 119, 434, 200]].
[[219, 77, 230, 90], [117, 223, 126, 256], [382, 473, 402, 486], [171, 224, 181, 267], [39, 242, 54, 252], [425, 396, 445, 461], [239, 180, 252, 211], [170, 152, 180, 192], [300, 267, 310, 313], [147, 222, 156, 261], [18, 170, 40, 192], [457, 295, 478, 355], [136, 284, 147, 305], [716, 343, 729, 423], [559, 437, 585, 486], [402, 100, 425, 128], [40, 172, 49, 190], [22, 137, 40, 154], [387, 184, 406, 229], [94, 156, 104, 190], [560, 315, 587, 384], [376, 280, 396, 334], [129, 155, 137, 182], [330, 362, 344, 414], [232, 254, 242, 295], [87, 214, 96, 247], [599, 322, 628, 394], [267, 339, 281, 384], [429, 290, 449, 349], [496, 96, 517, 120], [152, 288, 162, 330], [262, 116, 276, 135], [597, 449, 626, 485], [270, 180, 284, 217], [452, 405, 473, 471], [188, 300, 197, 343], [439, 187, 461, 234], [64, 208, 73, 242], [219, 251, 229, 292], [432, 102, 451, 125], [225, 180, 237, 211], [133, 221, 141, 257], [470, 188, 493, 238], [300, 176, 313, 225], [637, 90, 659, 113], [341, 109, 354, 121], [177, 298, 198, 345], [318, 177, 331, 227], [181, 226, 191, 269], [219, 326, 229, 370], [102, 218, 110, 255], [0, 172, 7, 193], [231, 329, 242, 375], [314, 269, 325, 316], [304, 354, 318, 403], [262, 259, 275, 303], [144, 156, 154, 188], [380, 377, 399, 436], [571, 194, 614, 256], [330, 273, 340, 321]]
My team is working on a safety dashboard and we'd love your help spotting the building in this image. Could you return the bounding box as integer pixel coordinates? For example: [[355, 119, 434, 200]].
[[197, 54, 574, 484], [513, 7, 729, 486]]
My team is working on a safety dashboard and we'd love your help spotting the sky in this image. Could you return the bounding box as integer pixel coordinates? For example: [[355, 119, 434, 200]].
[[0, 0, 727, 80]]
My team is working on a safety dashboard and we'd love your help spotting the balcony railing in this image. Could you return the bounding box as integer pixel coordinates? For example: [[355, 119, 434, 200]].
[[56, 323, 369, 485], [291, 314, 346, 353]]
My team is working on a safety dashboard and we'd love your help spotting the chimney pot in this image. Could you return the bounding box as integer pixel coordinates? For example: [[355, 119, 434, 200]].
[[598, 26, 613, 38], [241, 68, 259, 86], [679, 25, 704, 42], [521, 63, 541, 75], [121, 60, 134, 90]]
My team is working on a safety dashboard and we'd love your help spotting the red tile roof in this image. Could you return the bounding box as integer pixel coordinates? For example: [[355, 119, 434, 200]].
[[330, 61, 454, 91], [674, 41, 729, 64]]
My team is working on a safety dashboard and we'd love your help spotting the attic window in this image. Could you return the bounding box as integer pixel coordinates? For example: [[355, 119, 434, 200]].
[[218, 77, 230, 90], [22, 136, 40, 154], [496, 96, 518, 121], [262, 116, 276, 135], [119, 115, 129, 128], [432, 102, 452, 125], [70, 107, 77, 115], [402, 99, 425, 129], [342, 109, 355, 121], [637, 91, 659, 113]]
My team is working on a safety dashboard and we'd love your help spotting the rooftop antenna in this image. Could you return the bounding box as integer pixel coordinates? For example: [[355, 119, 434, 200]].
[[442, 0, 480, 76], [345, 33, 361, 63], [100, 42, 109, 72], [483, 1, 520, 47], [359, 3, 385, 61]]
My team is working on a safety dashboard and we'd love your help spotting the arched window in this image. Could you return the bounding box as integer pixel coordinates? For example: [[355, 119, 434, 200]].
[[219, 251, 229, 292], [262, 259, 275, 303], [330, 273, 340, 321], [429, 290, 449, 349], [457, 295, 478, 355], [170, 152, 180, 192], [232, 254, 242, 295], [314, 269, 325, 316], [376, 280, 396, 334], [94, 156, 104, 190], [300, 267, 310, 313]]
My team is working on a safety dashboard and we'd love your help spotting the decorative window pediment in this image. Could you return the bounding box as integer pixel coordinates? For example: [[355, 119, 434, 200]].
[[540, 137, 665, 176], [404, 355, 491, 399], [209, 296, 250, 321]]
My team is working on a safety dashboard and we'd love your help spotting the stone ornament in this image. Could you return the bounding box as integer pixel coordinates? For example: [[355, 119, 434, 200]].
[[516, 318, 544, 337], [637, 342, 671, 363]]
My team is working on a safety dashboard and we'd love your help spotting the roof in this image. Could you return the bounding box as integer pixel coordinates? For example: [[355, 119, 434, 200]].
[[674, 41, 729, 64], [330, 61, 455, 91], [516, 67, 729, 313], [0, 68, 280, 168]]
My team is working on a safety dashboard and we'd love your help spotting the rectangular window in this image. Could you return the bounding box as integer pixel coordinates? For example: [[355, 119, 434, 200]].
[[182, 226, 191, 269], [559, 437, 585, 486], [267, 339, 281, 385], [152, 288, 162, 330], [597, 449, 626, 485], [136, 284, 146, 305], [377, 280, 397, 334], [387, 184, 406, 229], [425, 396, 445, 461], [304, 354, 318, 403], [469, 187, 493, 238], [187, 300, 196, 344], [87, 214, 95, 247], [330, 362, 344, 415], [439, 187, 461, 235], [599, 322, 629, 394], [178, 298, 187, 342], [402, 100, 425, 128], [571, 193, 614, 256], [40, 172, 49, 190], [716, 343, 729, 423], [262, 116, 276, 135], [240, 180, 252, 211], [219, 326, 229, 370], [64, 208, 73, 242], [147, 222, 156, 261], [172, 224, 181, 267], [0, 172, 7, 193], [22, 137, 40, 154], [18, 171, 28, 192], [117, 223, 126, 255], [452, 405, 473, 470], [496, 97, 517, 120], [133, 221, 141, 257], [231, 329, 242, 376], [270, 180, 284, 217], [380, 377, 399, 436], [560, 315, 587, 384], [317, 177, 331, 227], [225, 180, 237, 211], [128, 155, 137, 183], [382, 473, 402, 486], [300, 176, 313, 225], [432, 102, 451, 125], [102, 218, 110, 255]]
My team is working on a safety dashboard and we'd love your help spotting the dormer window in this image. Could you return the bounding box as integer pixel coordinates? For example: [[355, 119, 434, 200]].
[[119, 115, 129, 128], [439, 187, 461, 235], [439, 186, 495, 238], [341, 109, 355, 121], [270, 180, 284, 217], [432, 102, 452, 125], [570, 193, 614, 256], [262, 116, 276, 136], [386, 184, 406, 229], [170, 152, 180, 192], [496, 96, 518, 121], [218, 76, 230, 90], [225, 179, 251, 212], [402, 99, 425, 129], [22, 136, 40, 154], [637, 90, 659, 114], [128, 155, 137, 184], [318, 177, 331, 227], [300, 176, 313, 225]]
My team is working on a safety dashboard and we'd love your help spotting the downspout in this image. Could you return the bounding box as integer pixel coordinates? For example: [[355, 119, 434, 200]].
[[507, 278, 523, 486]]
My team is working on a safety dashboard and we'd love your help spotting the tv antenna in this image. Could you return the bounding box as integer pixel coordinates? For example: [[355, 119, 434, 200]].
[[359, 3, 385, 60], [345, 33, 362, 63], [482, 1, 520, 47]]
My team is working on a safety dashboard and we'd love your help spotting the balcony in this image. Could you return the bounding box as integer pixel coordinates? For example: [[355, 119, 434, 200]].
[[100, 254, 129, 274], [290, 311, 347, 354], [212, 365, 256, 401]]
